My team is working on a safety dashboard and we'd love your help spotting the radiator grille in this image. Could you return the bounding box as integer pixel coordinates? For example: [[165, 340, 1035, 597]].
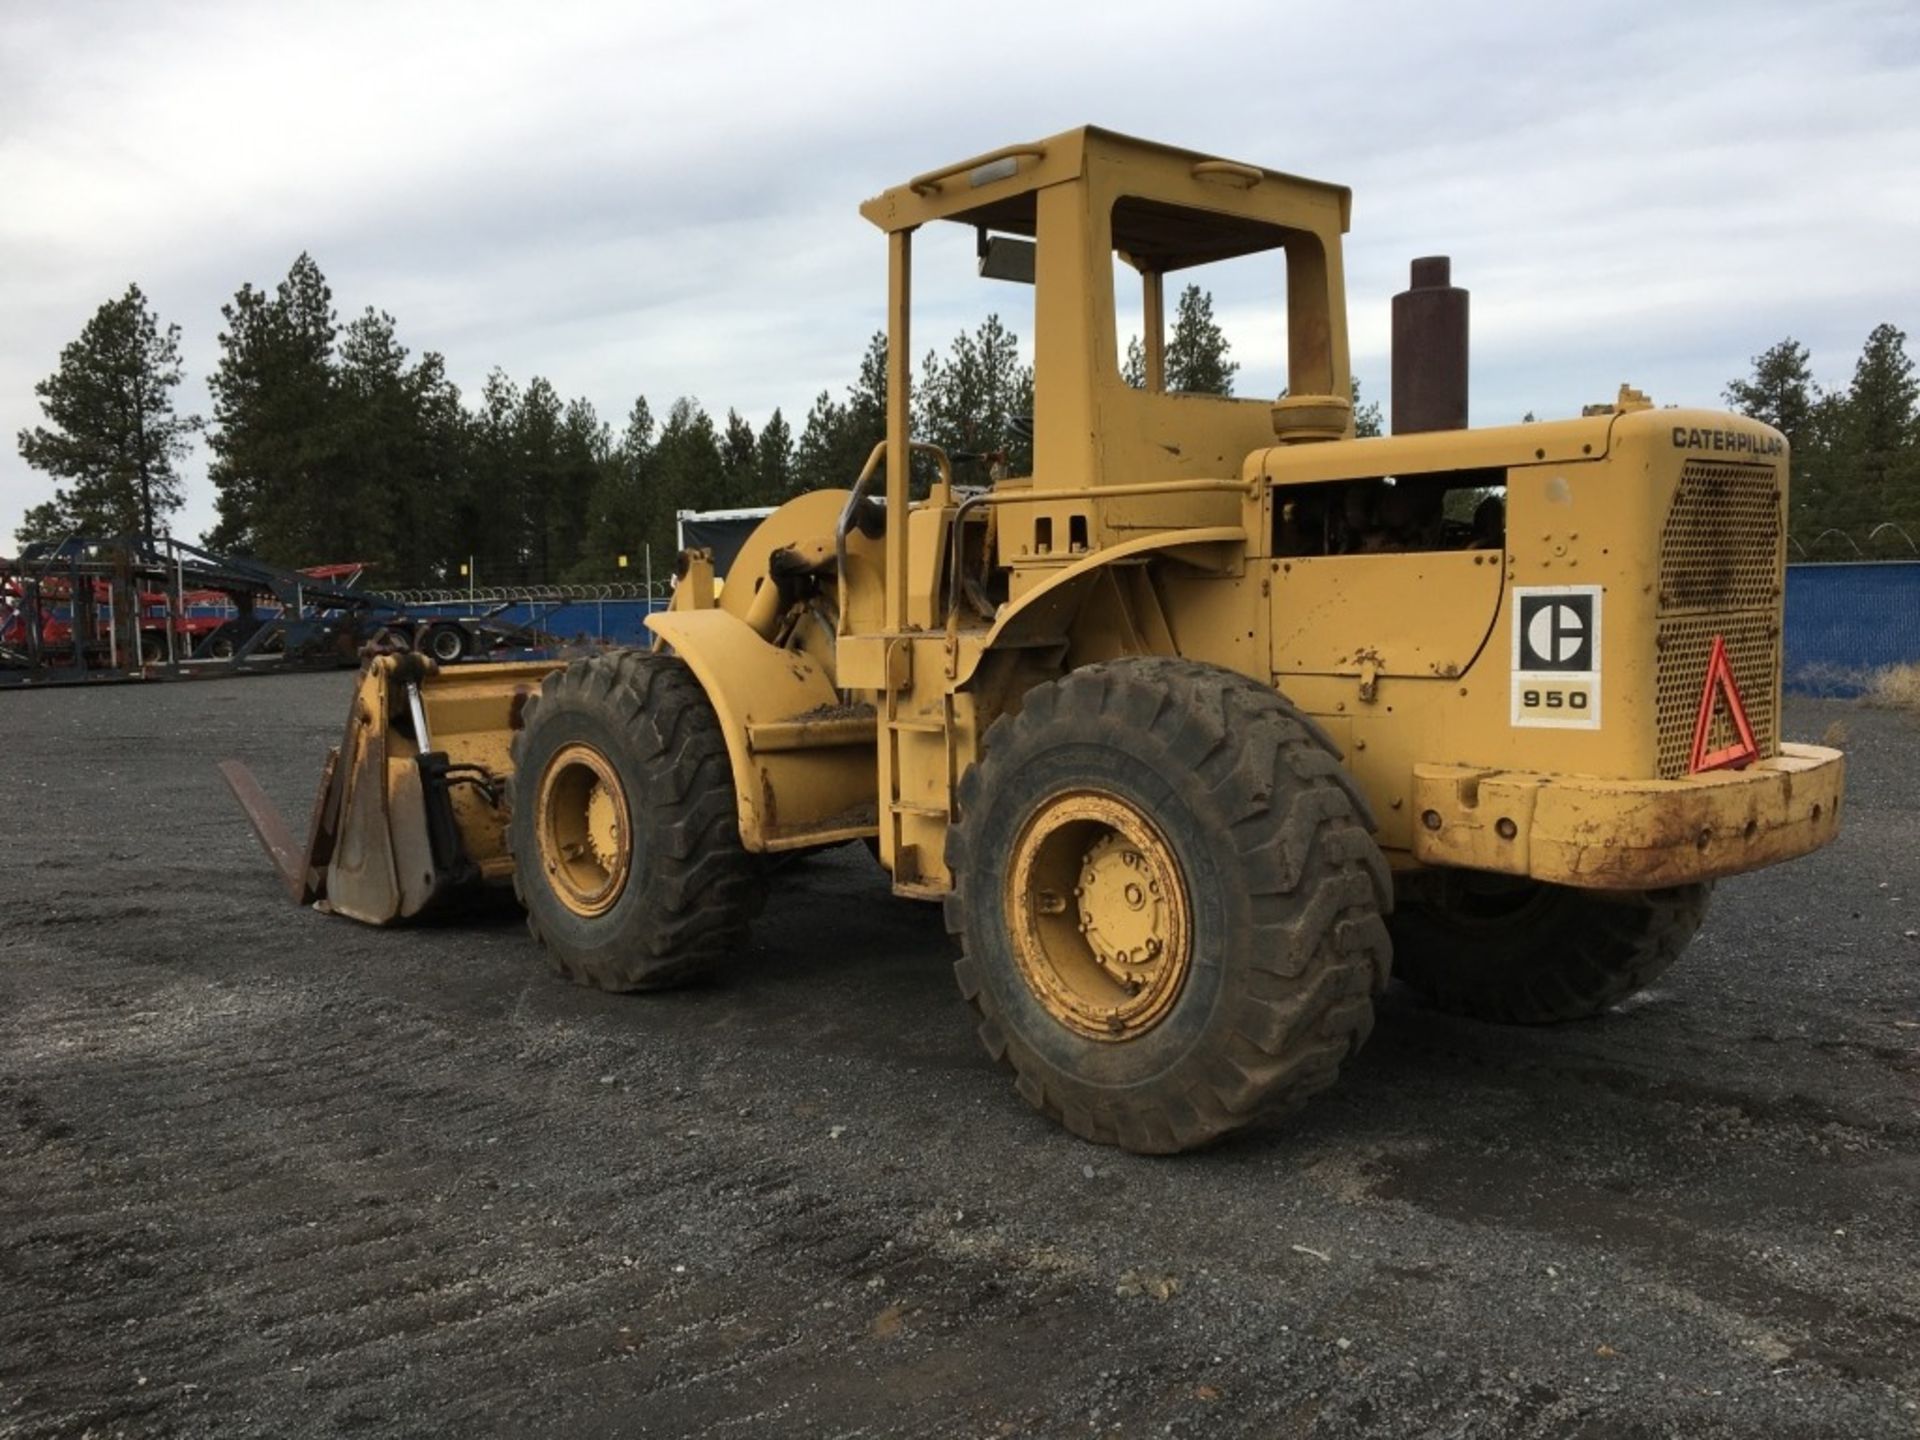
[[1658, 461, 1782, 613], [1654, 460, 1783, 778], [1655, 614, 1780, 778]]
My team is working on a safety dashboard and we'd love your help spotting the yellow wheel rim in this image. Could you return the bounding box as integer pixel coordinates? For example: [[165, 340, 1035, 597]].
[[535, 742, 632, 918], [1003, 789, 1191, 1041]]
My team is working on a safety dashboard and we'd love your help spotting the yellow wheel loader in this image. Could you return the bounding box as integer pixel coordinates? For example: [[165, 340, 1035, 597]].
[[226, 128, 1844, 1153]]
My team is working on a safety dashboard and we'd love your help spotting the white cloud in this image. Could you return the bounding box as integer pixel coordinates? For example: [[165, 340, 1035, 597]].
[[3, 0, 1917, 544]]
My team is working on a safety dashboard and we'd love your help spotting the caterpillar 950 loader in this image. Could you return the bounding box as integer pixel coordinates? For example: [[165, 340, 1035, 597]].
[[226, 127, 1844, 1153]]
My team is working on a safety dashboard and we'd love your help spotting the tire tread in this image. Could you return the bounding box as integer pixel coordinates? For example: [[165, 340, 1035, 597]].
[[945, 657, 1392, 1153], [1391, 882, 1709, 1024], [507, 652, 760, 992]]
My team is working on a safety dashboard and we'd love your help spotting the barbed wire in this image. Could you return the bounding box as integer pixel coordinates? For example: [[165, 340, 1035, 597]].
[[1867, 522, 1919, 555], [380, 581, 669, 605], [1790, 522, 1920, 559]]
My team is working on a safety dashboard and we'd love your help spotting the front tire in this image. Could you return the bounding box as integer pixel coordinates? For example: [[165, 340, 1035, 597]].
[[507, 652, 760, 991], [1388, 876, 1711, 1023], [945, 658, 1392, 1154]]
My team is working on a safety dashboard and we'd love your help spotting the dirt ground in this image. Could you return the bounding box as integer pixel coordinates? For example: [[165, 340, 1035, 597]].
[[2, 672, 1916, 1439]]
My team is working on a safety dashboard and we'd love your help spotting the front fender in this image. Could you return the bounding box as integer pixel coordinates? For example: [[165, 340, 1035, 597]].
[[646, 608, 876, 851]]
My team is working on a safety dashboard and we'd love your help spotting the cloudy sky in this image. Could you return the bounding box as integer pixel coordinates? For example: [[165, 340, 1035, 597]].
[[4, 0, 1918, 547]]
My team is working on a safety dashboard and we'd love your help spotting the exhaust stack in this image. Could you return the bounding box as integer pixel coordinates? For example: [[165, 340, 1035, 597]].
[[1391, 256, 1469, 434]]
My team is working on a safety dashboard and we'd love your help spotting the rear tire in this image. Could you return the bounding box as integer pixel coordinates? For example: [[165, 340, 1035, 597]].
[[507, 652, 760, 991], [945, 658, 1392, 1154], [426, 623, 469, 664], [1388, 876, 1711, 1023]]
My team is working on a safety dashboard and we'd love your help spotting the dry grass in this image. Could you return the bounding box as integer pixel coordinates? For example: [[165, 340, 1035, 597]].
[[1862, 662, 1920, 711]]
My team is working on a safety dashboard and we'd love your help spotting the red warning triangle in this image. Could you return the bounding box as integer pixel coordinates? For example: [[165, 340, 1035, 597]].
[[1688, 634, 1760, 773]]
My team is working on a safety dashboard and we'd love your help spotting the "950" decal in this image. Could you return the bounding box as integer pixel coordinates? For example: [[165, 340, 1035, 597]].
[[1511, 585, 1601, 729]]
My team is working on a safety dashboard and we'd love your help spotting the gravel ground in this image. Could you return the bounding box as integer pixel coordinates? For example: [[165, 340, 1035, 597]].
[[1, 672, 1916, 1439]]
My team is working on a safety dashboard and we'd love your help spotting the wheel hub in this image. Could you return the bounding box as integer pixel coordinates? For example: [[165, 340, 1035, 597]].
[[1004, 790, 1191, 1041], [584, 783, 622, 869], [1077, 832, 1173, 978], [535, 742, 632, 917]]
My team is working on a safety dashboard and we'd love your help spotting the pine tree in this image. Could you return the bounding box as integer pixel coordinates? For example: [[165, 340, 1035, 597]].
[[849, 331, 889, 443], [646, 398, 726, 562], [332, 308, 412, 576], [1725, 338, 1818, 451], [1837, 324, 1920, 534], [409, 357, 470, 586], [793, 390, 854, 495], [328, 309, 468, 583], [1119, 287, 1236, 398], [546, 397, 610, 582], [719, 409, 757, 506], [1352, 376, 1383, 438], [205, 254, 339, 561], [15, 501, 69, 547], [573, 395, 655, 582], [1164, 285, 1237, 396], [617, 396, 657, 563], [515, 378, 565, 583], [1840, 326, 1917, 458], [916, 314, 1034, 478], [781, 332, 896, 499], [754, 407, 794, 502], [620, 396, 657, 469], [460, 369, 525, 586], [1725, 336, 1838, 538], [16, 284, 201, 543], [1723, 328, 1920, 546]]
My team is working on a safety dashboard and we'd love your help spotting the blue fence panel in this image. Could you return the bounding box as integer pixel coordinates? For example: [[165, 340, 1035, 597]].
[[1784, 562, 1920, 695], [510, 599, 667, 647], [404, 597, 668, 650], [171, 574, 1920, 692]]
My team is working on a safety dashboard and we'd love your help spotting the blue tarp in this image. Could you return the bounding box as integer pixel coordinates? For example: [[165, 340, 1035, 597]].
[[1783, 562, 1920, 695]]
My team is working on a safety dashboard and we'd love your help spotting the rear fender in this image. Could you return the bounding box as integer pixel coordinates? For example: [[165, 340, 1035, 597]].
[[952, 526, 1246, 689]]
